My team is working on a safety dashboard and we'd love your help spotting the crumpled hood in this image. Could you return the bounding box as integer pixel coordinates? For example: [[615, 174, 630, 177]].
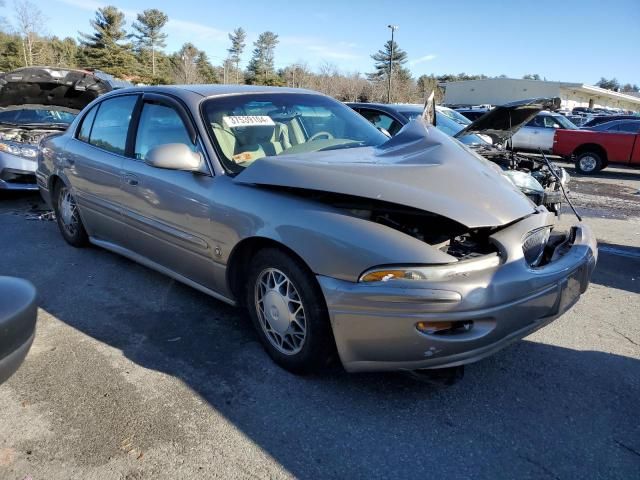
[[454, 97, 561, 145], [0, 67, 128, 111], [235, 119, 536, 228]]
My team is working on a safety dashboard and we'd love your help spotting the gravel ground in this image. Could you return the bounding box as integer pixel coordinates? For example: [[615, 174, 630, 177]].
[[0, 165, 639, 480]]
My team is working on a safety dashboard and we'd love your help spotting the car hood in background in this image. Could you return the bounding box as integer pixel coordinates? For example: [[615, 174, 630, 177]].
[[0, 67, 130, 111], [235, 119, 536, 228], [454, 97, 561, 145]]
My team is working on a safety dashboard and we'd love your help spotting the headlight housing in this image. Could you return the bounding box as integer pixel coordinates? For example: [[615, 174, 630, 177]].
[[0, 141, 38, 159], [522, 227, 551, 267], [503, 170, 544, 195], [359, 254, 501, 283]]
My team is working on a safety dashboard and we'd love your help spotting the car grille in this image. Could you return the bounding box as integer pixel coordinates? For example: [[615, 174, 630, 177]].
[[523, 227, 551, 267]]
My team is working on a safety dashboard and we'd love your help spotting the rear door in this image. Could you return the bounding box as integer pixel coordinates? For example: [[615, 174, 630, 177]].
[[63, 94, 139, 244], [118, 93, 222, 290]]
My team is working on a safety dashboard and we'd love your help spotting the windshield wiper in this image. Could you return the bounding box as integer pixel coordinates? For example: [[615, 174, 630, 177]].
[[318, 141, 367, 152]]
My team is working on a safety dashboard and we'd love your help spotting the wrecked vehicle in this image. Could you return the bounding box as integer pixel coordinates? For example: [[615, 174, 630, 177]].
[[37, 86, 597, 375], [0, 67, 128, 190], [347, 100, 570, 214]]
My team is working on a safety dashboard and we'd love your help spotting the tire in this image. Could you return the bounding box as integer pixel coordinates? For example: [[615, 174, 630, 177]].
[[574, 151, 602, 175], [246, 248, 335, 374], [53, 183, 89, 247]]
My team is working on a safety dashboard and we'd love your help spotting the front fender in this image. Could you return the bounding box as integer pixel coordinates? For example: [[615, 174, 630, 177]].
[[217, 181, 456, 283]]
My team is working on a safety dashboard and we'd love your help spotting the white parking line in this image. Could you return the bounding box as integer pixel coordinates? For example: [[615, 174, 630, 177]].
[[599, 246, 640, 259]]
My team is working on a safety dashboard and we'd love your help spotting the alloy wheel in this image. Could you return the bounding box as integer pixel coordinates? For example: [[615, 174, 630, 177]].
[[58, 187, 80, 237], [254, 268, 307, 355]]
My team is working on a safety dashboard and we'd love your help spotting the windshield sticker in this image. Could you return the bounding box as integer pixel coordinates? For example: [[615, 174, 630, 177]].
[[223, 116, 275, 128]]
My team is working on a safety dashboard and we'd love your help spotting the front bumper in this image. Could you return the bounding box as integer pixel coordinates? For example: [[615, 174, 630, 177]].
[[318, 216, 597, 373], [0, 151, 38, 190], [0, 277, 37, 384]]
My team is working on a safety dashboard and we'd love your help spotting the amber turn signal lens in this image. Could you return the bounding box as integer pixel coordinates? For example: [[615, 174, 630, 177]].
[[416, 321, 455, 334]]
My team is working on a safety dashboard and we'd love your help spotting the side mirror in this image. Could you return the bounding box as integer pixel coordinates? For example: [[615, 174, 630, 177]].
[[145, 143, 203, 172], [377, 126, 392, 137]]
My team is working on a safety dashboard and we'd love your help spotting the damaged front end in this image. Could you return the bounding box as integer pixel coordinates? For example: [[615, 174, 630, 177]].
[[234, 117, 596, 373], [0, 124, 66, 189], [453, 97, 569, 214], [473, 144, 569, 213], [0, 67, 128, 190]]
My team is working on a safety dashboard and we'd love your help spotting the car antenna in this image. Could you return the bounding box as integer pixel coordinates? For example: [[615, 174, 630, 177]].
[[538, 148, 582, 222]]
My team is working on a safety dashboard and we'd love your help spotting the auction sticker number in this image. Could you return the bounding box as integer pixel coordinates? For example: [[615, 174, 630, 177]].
[[223, 116, 275, 128]]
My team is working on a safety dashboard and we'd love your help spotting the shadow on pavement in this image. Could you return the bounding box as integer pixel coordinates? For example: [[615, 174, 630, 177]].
[[2, 213, 638, 479]]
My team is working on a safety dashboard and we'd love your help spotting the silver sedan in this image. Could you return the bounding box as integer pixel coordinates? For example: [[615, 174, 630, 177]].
[[37, 85, 597, 374]]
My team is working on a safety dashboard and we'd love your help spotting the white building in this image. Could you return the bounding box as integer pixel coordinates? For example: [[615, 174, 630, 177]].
[[443, 78, 640, 112]]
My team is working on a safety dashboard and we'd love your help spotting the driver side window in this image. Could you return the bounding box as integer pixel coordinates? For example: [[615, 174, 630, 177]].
[[359, 109, 402, 136], [134, 102, 197, 161]]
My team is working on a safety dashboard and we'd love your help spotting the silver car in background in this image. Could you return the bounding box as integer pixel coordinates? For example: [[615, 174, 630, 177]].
[[510, 111, 578, 152], [37, 85, 597, 375], [0, 67, 127, 190]]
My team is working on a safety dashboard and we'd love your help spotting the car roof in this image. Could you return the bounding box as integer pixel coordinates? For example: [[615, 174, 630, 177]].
[[597, 119, 640, 126], [346, 102, 423, 113], [103, 84, 323, 102]]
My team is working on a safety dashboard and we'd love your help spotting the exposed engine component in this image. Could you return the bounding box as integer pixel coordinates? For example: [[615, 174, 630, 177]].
[[0, 126, 58, 145], [471, 144, 567, 213]]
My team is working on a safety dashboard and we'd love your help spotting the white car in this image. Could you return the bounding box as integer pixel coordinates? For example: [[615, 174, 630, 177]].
[[510, 111, 578, 153]]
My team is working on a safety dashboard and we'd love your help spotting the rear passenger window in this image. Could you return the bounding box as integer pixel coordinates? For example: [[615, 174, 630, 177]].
[[134, 103, 195, 160], [88, 96, 138, 155], [77, 104, 98, 142]]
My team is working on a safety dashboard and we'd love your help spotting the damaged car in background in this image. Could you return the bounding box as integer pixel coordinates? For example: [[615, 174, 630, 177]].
[[0, 67, 129, 190], [347, 98, 570, 214], [37, 86, 597, 377]]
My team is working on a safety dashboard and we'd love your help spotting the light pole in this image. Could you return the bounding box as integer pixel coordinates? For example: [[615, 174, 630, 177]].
[[387, 24, 398, 104]]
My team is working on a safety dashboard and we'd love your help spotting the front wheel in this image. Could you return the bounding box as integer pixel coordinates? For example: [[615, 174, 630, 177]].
[[54, 183, 89, 247], [246, 248, 335, 374], [575, 151, 602, 175]]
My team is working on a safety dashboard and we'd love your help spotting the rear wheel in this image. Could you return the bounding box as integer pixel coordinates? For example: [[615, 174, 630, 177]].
[[54, 183, 88, 247], [246, 248, 335, 374], [575, 151, 602, 175]]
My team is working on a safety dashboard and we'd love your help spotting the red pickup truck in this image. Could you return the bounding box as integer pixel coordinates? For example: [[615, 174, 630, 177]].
[[553, 129, 640, 174]]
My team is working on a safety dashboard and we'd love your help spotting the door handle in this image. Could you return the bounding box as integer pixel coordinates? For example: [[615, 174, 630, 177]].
[[123, 174, 139, 187]]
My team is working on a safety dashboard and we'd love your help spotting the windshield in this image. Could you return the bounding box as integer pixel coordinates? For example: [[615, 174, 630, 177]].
[[401, 110, 488, 145], [202, 93, 388, 172], [438, 107, 472, 125], [0, 108, 76, 125], [553, 114, 578, 130]]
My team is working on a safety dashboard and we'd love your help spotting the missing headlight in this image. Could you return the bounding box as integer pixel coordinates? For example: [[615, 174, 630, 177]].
[[523, 227, 551, 267]]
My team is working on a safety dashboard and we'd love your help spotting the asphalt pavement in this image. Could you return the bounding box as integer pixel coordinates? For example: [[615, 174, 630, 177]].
[[0, 163, 638, 480]]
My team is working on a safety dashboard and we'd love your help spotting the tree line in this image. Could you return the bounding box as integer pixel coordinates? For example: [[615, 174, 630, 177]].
[[1, 1, 637, 104]]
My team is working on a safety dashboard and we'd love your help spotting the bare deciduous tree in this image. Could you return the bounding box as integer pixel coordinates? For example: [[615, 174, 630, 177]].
[[14, 0, 45, 67]]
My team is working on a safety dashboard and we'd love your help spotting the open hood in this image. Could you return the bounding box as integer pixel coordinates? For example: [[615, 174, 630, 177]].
[[235, 119, 536, 229], [453, 97, 561, 145], [0, 67, 129, 111]]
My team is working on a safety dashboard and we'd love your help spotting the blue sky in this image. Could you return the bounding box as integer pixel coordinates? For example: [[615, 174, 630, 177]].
[[7, 0, 640, 84]]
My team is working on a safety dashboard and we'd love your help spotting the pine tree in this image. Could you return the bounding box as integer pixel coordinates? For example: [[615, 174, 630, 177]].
[[131, 9, 168, 77], [78, 6, 138, 77], [368, 40, 410, 82], [227, 27, 246, 84], [246, 31, 279, 85], [196, 51, 218, 84]]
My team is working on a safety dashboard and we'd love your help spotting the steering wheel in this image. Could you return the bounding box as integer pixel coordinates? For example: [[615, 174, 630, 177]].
[[309, 131, 334, 141]]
